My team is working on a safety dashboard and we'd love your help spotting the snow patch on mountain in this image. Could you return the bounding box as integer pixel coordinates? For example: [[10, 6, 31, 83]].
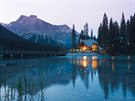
[[2, 15, 78, 48]]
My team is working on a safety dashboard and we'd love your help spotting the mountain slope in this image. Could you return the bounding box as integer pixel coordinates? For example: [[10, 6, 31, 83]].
[[0, 25, 67, 52], [3, 15, 75, 48]]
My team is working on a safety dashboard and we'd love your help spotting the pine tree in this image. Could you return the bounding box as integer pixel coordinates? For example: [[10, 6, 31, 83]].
[[72, 24, 76, 49], [113, 21, 119, 53], [108, 18, 113, 54], [120, 12, 126, 36], [93, 36, 96, 40], [129, 14, 135, 54], [84, 22, 89, 38], [126, 20, 131, 52], [85, 22, 89, 36], [80, 30, 84, 39], [101, 13, 108, 49], [79, 30, 83, 46], [120, 13, 129, 53], [133, 14, 135, 54], [97, 23, 102, 46], [90, 29, 93, 38], [107, 18, 120, 55]]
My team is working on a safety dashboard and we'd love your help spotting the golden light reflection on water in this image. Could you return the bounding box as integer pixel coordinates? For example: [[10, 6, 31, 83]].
[[71, 56, 98, 69], [92, 56, 98, 69], [83, 56, 87, 60], [82, 60, 88, 68], [82, 56, 88, 68]]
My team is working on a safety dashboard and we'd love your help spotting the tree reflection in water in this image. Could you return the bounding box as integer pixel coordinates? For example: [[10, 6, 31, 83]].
[[97, 56, 135, 99], [70, 55, 135, 99], [0, 56, 135, 101]]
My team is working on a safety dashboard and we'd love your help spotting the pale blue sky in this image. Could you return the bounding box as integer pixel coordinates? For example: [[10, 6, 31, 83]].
[[0, 0, 135, 36]]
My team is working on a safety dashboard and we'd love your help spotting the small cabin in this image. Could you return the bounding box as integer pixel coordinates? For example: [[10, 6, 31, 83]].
[[79, 39, 98, 52]]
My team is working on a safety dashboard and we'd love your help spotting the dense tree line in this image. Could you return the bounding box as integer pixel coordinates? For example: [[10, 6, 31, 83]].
[[0, 25, 67, 52], [78, 24, 97, 43], [97, 13, 135, 55]]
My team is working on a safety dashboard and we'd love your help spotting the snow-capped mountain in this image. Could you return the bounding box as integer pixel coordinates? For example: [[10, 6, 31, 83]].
[[3, 15, 76, 48]]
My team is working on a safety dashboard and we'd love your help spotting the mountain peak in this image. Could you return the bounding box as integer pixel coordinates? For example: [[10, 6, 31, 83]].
[[3, 15, 75, 48], [29, 15, 37, 18], [18, 15, 38, 20], [5, 15, 73, 34], [18, 15, 27, 20]]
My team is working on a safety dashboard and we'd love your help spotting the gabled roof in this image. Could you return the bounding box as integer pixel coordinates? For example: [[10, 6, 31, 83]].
[[80, 39, 97, 46]]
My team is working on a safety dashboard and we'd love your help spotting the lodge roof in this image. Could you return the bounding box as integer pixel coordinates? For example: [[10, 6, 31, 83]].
[[80, 39, 97, 46]]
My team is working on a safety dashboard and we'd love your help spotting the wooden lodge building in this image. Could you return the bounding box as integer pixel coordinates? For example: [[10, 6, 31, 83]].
[[78, 23, 99, 52], [71, 23, 104, 53], [79, 39, 98, 52]]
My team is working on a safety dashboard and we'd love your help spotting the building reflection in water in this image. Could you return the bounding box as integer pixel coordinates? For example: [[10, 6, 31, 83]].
[[92, 56, 98, 70], [82, 56, 88, 68], [82, 60, 88, 67], [72, 55, 98, 69]]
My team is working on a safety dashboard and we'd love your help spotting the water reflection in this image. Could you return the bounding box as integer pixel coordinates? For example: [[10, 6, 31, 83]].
[[82, 56, 88, 68], [0, 56, 135, 101], [71, 55, 98, 69], [92, 56, 98, 69]]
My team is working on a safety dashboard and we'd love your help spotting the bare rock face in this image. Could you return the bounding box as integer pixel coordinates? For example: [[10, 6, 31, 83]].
[[6, 15, 72, 34], [3, 15, 77, 48]]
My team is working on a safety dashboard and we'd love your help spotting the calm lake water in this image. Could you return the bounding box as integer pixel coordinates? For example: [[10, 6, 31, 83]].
[[0, 53, 135, 101]]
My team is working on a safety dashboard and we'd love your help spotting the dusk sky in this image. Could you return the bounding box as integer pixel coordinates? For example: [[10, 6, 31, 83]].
[[0, 0, 135, 36]]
